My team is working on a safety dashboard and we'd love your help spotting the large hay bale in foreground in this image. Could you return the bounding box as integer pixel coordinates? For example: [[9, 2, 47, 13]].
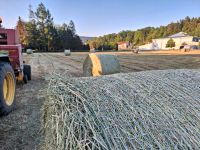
[[83, 54, 120, 76], [42, 69, 200, 150]]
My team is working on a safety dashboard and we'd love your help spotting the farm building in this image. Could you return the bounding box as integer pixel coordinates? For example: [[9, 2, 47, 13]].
[[139, 32, 200, 50], [118, 42, 132, 50]]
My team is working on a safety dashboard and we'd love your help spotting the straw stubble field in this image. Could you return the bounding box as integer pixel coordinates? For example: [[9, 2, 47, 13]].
[[0, 51, 200, 149]]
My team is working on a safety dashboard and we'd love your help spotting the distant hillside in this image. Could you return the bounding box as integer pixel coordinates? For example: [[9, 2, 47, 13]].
[[87, 16, 200, 50], [80, 36, 95, 43]]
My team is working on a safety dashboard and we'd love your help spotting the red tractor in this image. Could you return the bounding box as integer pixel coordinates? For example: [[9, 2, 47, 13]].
[[0, 18, 31, 115]]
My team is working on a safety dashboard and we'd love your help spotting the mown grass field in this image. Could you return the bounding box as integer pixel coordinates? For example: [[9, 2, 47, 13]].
[[1, 50, 200, 149]]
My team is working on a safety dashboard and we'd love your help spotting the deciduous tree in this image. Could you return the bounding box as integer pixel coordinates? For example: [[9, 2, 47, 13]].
[[16, 17, 27, 46], [166, 38, 175, 48]]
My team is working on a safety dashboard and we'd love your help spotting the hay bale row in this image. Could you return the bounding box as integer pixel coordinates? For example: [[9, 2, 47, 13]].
[[42, 69, 200, 150], [83, 54, 120, 76]]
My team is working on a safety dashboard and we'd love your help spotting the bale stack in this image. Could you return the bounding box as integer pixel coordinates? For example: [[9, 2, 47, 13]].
[[42, 69, 200, 150], [64, 50, 71, 56], [83, 54, 120, 76]]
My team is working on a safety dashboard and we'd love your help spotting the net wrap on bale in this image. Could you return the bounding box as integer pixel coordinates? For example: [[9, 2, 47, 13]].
[[42, 69, 200, 150], [64, 50, 71, 56], [26, 49, 33, 54], [83, 54, 120, 77]]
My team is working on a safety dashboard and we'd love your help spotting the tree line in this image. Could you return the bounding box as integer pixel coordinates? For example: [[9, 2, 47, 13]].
[[88, 16, 200, 50], [16, 3, 83, 52]]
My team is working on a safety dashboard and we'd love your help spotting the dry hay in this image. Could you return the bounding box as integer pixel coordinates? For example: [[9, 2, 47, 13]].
[[83, 54, 120, 77], [42, 69, 200, 150]]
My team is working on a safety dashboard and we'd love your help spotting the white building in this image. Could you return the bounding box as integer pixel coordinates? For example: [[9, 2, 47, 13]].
[[139, 32, 200, 50]]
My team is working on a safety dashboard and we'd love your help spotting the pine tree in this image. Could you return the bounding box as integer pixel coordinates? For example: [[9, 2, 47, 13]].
[[35, 3, 53, 51], [26, 5, 40, 49], [68, 20, 76, 37], [16, 3, 83, 51]]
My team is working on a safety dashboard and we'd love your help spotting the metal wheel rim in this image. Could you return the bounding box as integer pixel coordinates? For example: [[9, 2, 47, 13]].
[[3, 72, 15, 106]]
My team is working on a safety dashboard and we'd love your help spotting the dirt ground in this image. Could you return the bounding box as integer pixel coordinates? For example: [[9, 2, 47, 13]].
[[1, 50, 200, 149]]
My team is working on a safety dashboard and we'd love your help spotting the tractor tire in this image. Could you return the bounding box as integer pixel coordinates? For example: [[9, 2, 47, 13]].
[[24, 65, 31, 81], [0, 62, 16, 115]]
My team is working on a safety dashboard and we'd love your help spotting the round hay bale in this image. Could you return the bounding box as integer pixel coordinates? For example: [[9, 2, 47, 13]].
[[26, 49, 33, 54], [42, 69, 200, 149], [83, 54, 120, 76], [64, 49, 71, 56]]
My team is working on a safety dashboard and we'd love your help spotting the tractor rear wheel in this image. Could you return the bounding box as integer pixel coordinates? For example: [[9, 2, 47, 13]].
[[0, 62, 16, 115]]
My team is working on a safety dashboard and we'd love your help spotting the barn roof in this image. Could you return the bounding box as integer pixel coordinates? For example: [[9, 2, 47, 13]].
[[168, 32, 190, 38]]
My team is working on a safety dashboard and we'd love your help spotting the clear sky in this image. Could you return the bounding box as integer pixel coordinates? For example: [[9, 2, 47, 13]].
[[0, 0, 200, 36]]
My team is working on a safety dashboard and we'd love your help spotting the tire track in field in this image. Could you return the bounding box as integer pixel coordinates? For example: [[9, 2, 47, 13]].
[[118, 55, 190, 72], [46, 53, 83, 77]]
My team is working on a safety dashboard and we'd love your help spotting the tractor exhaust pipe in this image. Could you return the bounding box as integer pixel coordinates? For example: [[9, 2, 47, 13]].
[[0, 17, 2, 28]]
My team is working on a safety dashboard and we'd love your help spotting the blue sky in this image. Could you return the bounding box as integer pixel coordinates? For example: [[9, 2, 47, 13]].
[[0, 0, 200, 36]]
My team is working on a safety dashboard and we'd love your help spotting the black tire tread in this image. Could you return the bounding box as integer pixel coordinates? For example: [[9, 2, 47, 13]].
[[24, 65, 31, 80], [0, 62, 16, 115]]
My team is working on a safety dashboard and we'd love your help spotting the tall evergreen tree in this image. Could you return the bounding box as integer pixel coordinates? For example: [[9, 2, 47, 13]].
[[16, 3, 83, 51], [25, 5, 40, 49], [68, 20, 76, 36], [35, 3, 53, 51]]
